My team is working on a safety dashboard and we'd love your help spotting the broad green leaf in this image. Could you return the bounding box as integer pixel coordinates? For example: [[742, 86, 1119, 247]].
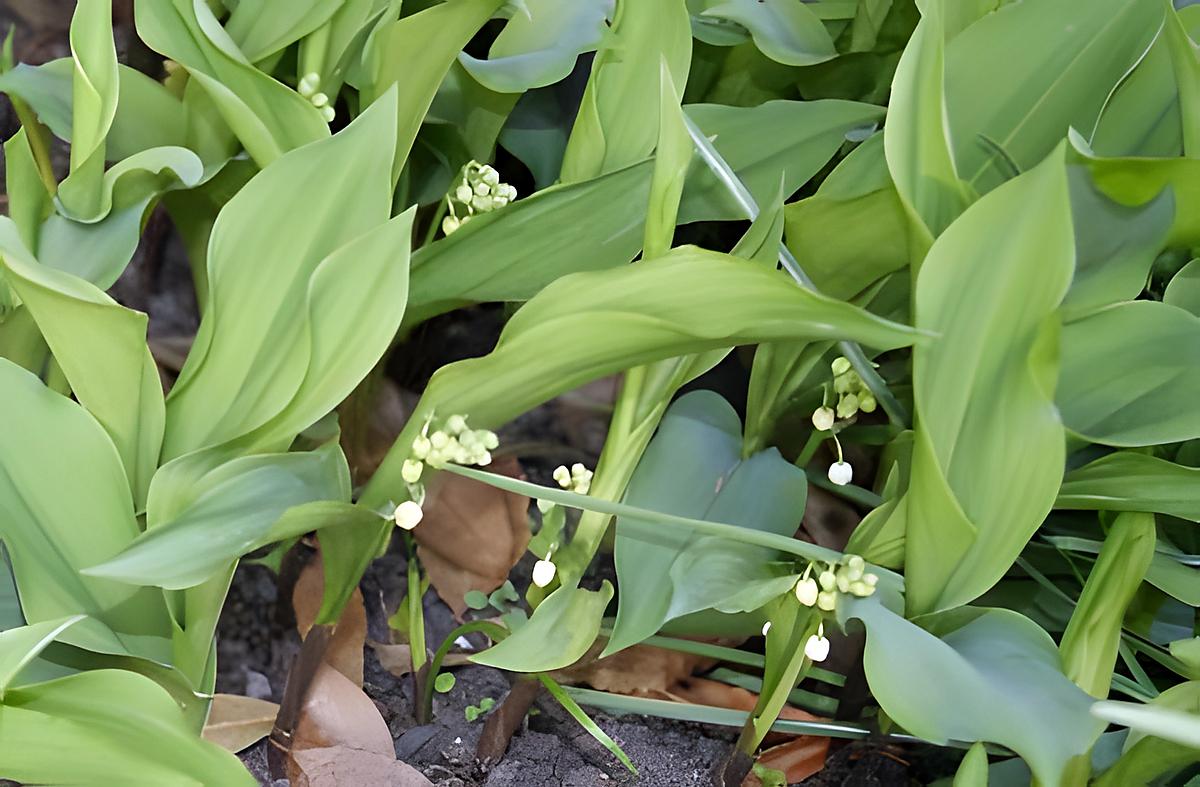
[[58, 0, 119, 218], [697, 0, 836, 66], [135, 0, 329, 166], [0, 219, 163, 505], [163, 91, 401, 458], [460, 0, 614, 93], [1165, 259, 1200, 317], [643, 61, 691, 260], [0, 617, 82, 696], [1058, 301, 1200, 446], [0, 669, 254, 785], [470, 581, 613, 672], [316, 506, 396, 624], [561, 0, 692, 181], [785, 133, 909, 299], [361, 0, 504, 180], [225, 0, 342, 61], [949, 0, 1161, 185], [1060, 512, 1156, 699], [904, 150, 1072, 615], [953, 742, 988, 786], [1045, 535, 1200, 606], [944, 0, 1163, 194], [679, 100, 886, 223], [885, 0, 971, 249], [364, 246, 920, 507], [1062, 165, 1173, 315], [607, 391, 807, 654], [4, 131, 51, 258], [0, 359, 172, 660], [1165, 2, 1200, 156], [846, 600, 1104, 786], [86, 446, 352, 589], [1057, 452, 1200, 521]]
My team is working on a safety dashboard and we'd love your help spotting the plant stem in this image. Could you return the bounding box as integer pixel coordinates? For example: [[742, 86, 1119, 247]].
[[406, 535, 426, 675], [422, 197, 449, 247], [421, 619, 509, 722]]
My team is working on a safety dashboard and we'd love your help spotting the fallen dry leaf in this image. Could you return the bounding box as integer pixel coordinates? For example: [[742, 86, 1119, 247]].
[[294, 555, 367, 686], [744, 737, 830, 786], [288, 664, 395, 783], [291, 747, 433, 787], [370, 642, 472, 679], [554, 643, 713, 694], [668, 677, 822, 724], [202, 694, 279, 753], [414, 456, 530, 618]]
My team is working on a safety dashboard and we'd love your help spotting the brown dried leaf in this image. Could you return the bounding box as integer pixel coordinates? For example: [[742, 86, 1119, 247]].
[[291, 747, 433, 787], [291, 664, 394, 764], [415, 456, 530, 618], [370, 642, 472, 679], [554, 643, 712, 694], [668, 677, 822, 723], [745, 737, 830, 786], [201, 694, 279, 753], [294, 555, 367, 686]]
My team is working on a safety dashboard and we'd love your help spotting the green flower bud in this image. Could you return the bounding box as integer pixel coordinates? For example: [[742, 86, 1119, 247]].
[[442, 215, 461, 235], [859, 393, 877, 413], [836, 393, 859, 419], [831, 357, 852, 376], [446, 414, 468, 434]]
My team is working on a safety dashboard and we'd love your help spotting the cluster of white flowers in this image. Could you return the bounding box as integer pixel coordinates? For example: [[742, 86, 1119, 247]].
[[298, 72, 336, 123], [391, 414, 499, 532], [787, 555, 879, 662], [830, 356, 877, 419], [441, 161, 517, 235], [528, 463, 595, 589]]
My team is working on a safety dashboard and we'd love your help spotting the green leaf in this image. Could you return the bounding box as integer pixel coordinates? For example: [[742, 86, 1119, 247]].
[[3, 130, 52, 255], [697, 0, 836, 66], [361, 0, 504, 180], [0, 616, 82, 696], [903, 148, 1073, 615], [163, 91, 405, 458], [1060, 512, 1156, 699], [85, 446, 353, 590], [471, 581, 613, 672], [0, 359, 172, 660], [460, 0, 613, 92], [0, 669, 254, 785], [952, 742, 988, 787], [1164, 1, 1200, 156], [1092, 698, 1200, 749], [314, 505, 396, 625], [538, 674, 637, 774], [364, 245, 920, 506], [135, 0, 329, 166], [225, 0, 342, 62], [846, 600, 1104, 786], [885, 0, 971, 248], [1095, 683, 1200, 785], [1062, 164, 1173, 316], [785, 133, 909, 300], [0, 218, 164, 505], [1058, 301, 1200, 446], [1057, 452, 1200, 521], [1165, 258, 1200, 317], [643, 60, 691, 260], [607, 391, 806, 654], [434, 672, 456, 692], [58, 0, 119, 218], [561, 0, 692, 181], [944, 0, 1163, 194]]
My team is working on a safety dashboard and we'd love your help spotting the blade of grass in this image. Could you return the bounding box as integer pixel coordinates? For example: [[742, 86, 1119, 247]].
[[706, 667, 840, 716], [538, 674, 638, 774]]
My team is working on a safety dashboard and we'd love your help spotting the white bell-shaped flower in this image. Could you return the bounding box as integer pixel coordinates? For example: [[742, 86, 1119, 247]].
[[794, 576, 819, 606], [394, 500, 423, 531], [811, 407, 835, 432], [532, 558, 557, 588], [804, 629, 831, 663], [401, 459, 424, 484], [827, 460, 853, 486]]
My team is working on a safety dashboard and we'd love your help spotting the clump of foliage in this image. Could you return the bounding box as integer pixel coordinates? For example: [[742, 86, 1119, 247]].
[[0, 0, 1198, 784]]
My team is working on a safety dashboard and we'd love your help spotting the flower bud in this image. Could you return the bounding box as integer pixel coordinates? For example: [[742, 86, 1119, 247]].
[[430, 431, 449, 450], [476, 450, 492, 466], [394, 500, 423, 530], [849, 580, 876, 597], [536, 499, 555, 514], [310, 92, 329, 108], [836, 393, 859, 419], [761, 621, 772, 636], [811, 406, 835, 431], [794, 577, 819, 606], [835, 571, 851, 594], [481, 166, 500, 186], [319, 105, 335, 123], [831, 357, 852, 376], [442, 215, 460, 235], [411, 435, 431, 460], [859, 394, 877, 413], [471, 195, 493, 213], [817, 591, 837, 611], [446, 414, 468, 434], [455, 185, 473, 203], [844, 555, 865, 581], [298, 72, 320, 97], [532, 558, 557, 588], [401, 459, 423, 484], [481, 431, 499, 450], [827, 461, 853, 486], [552, 465, 572, 488], [818, 570, 837, 592], [804, 633, 831, 662]]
